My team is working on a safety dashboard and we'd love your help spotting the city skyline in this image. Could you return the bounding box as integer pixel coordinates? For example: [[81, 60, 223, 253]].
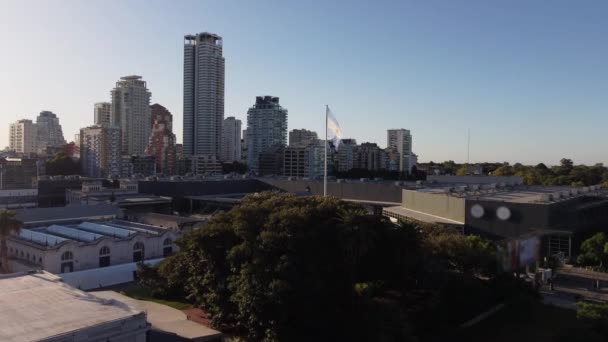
[[1, 0, 607, 165]]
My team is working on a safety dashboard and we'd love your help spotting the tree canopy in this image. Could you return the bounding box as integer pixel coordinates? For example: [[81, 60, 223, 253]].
[[577, 233, 608, 269], [137, 192, 520, 341], [45, 152, 80, 176], [418, 159, 608, 187]]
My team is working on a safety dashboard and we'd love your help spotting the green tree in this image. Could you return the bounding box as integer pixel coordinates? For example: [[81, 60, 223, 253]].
[[45, 152, 80, 176], [0, 210, 21, 273], [140, 193, 422, 341], [138, 193, 511, 342], [456, 164, 469, 176], [222, 161, 248, 174], [557, 158, 574, 176], [577, 302, 608, 335], [442, 160, 457, 174], [577, 233, 608, 268]]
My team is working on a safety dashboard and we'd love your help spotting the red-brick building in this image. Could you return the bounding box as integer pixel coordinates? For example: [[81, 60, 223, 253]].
[[145, 104, 177, 175]]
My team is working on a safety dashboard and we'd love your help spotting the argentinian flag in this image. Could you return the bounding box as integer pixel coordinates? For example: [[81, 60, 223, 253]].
[[326, 107, 342, 150]]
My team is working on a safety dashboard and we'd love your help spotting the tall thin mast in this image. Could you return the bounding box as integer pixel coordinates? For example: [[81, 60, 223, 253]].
[[324, 105, 328, 197], [467, 128, 471, 165]]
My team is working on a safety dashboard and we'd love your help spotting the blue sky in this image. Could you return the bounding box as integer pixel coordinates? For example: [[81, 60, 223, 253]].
[[1, 0, 606, 165]]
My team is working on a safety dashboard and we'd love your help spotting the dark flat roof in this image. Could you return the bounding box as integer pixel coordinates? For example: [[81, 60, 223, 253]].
[[15, 205, 122, 225]]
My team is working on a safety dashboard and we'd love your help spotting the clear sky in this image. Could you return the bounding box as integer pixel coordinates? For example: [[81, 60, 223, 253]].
[[1, 0, 606, 165]]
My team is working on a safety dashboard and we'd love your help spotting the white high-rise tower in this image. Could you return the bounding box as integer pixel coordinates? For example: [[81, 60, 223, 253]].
[[387, 129, 413, 174], [246, 96, 288, 174], [9, 119, 38, 154], [183, 32, 225, 173], [94, 102, 112, 127], [111, 76, 151, 156]]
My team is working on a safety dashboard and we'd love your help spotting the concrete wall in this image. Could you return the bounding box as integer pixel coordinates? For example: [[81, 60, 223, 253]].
[[464, 200, 551, 239], [259, 179, 403, 204], [465, 196, 608, 239], [402, 190, 466, 223], [139, 179, 272, 198]]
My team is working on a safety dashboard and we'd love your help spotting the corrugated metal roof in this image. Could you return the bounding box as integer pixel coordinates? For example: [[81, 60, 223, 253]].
[[19, 229, 68, 246], [46, 225, 103, 242], [78, 222, 135, 238]]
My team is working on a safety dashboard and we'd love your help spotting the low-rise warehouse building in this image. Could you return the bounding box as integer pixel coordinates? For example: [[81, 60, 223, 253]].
[[8, 212, 180, 274], [384, 182, 608, 263]]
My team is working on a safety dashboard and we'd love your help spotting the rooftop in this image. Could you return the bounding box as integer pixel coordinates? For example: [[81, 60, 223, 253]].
[[384, 206, 465, 225], [0, 271, 144, 342], [413, 185, 606, 204], [15, 204, 122, 226], [16, 220, 170, 248], [94, 291, 222, 341]]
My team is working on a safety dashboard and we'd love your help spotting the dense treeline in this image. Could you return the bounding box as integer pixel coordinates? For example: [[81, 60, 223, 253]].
[[425, 158, 608, 186], [45, 152, 80, 176], [138, 192, 534, 342]]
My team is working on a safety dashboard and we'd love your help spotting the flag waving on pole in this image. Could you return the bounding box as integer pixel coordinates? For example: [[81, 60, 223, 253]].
[[326, 107, 342, 150]]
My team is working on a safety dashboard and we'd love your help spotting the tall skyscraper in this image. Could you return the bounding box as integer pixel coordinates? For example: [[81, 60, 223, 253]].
[[183, 32, 225, 167], [80, 125, 121, 178], [94, 102, 112, 127], [145, 104, 177, 175], [9, 119, 38, 154], [289, 129, 318, 147], [387, 129, 413, 174], [221, 117, 242, 162], [111, 76, 151, 156], [246, 96, 288, 174], [36, 111, 66, 152]]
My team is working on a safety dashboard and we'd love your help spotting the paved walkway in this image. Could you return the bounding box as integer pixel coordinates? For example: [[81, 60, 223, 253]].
[[93, 291, 222, 341]]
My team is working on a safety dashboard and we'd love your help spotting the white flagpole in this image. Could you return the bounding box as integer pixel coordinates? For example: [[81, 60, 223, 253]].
[[324, 105, 328, 197]]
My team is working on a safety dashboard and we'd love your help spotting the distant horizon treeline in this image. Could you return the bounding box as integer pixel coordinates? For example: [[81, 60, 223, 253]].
[[421, 158, 608, 186]]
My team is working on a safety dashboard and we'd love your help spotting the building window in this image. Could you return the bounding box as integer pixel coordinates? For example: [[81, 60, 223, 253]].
[[133, 242, 145, 262], [61, 251, 73, 261], [60, 251, 74, 273], [163, 238, 173, 257], [99, 246, 111, 268]]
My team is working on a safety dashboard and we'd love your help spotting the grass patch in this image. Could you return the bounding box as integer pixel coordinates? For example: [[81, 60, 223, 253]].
[[458, 298, 604, 342], [120, 284, 193, 310]]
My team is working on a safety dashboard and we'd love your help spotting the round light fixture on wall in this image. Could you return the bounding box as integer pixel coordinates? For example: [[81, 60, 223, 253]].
[[496, 206, 511, 221], [470, 204, 485, 218]]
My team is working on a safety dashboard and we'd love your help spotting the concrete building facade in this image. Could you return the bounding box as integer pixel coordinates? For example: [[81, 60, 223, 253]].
[[0, 157, 39, 189], [111, 76, 152, 156], [145, 104, 177, 175], [246, 96, 288, 174], [354, 143, 387, 171], [36, 111, 66, 153], [387, 128, 413, 174], [94, 102, 112, 127], [336, 138, 357, 172], [80, 125, 121, 178], [283, 144, 324, 179], [289, 129, 318, 148], [183, 32, 225, 173], [9, 119, 38, 154], [221, 116, 242, 162]]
